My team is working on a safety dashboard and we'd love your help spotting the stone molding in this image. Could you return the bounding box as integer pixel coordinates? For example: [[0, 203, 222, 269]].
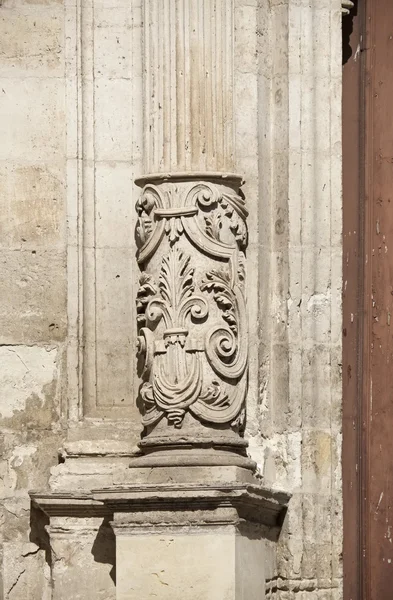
[[31, 482, 290, 539]]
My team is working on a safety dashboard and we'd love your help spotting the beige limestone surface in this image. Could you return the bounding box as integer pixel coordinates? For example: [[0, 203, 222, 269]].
[[0, 0, 344, 598], [116, 529, 265, 600], [0, 0, 66, 595]]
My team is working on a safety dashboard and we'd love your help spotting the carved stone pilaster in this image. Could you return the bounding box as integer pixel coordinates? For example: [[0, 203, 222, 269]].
[[134, 173, 250, 463]]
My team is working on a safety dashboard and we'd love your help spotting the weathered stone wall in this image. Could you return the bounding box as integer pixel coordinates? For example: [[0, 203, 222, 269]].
[[249, 1, 343, 597], [0, 0, 343, 598], [0, 0, 67, 596]]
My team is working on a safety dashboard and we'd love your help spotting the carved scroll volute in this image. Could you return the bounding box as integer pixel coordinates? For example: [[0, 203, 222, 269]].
[[342, 0, 354, 15], [135, 175, 249, 452]]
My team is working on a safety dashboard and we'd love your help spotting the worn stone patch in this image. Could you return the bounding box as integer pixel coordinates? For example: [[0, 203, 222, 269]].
[[0, 251, 67, 344], [0, 346, 57, 419], [2, 541, 51, 600], [0, 163, 65, 250], [0, 11, 63, 77]]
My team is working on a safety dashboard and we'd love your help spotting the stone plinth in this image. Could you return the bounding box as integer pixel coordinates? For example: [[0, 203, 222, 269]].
[[31, 466, 289, 600], [94, 466, 289, 600], [115, 523, 265, 600]]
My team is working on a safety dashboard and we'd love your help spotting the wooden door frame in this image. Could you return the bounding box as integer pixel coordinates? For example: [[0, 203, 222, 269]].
[[343, 1, 393, 597], [342, 1, 366, 598]]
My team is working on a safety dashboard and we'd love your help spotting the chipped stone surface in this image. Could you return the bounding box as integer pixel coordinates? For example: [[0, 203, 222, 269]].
[[0, 346, 57, 419], [0, 0, 66, 594], [252, 1, 343, 597]]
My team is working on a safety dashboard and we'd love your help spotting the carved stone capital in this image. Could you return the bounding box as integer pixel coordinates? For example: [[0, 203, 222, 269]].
[[134, 173, 249, 462]]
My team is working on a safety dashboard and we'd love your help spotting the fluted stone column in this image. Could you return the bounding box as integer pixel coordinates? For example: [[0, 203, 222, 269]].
[[142, 0, 235, 174], [101, 3, 289, 598], [31, 3, 289, 598], [133, 0, 251, 468]]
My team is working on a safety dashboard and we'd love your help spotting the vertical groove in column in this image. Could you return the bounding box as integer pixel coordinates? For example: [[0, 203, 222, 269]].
[[169, 0, 176, 168], [157, 0, 164, 169], [184, 0, 191, 170], [204, 0, 213, 168], [175, 0, 184, 169], [215, 0, 223, 170], [224, 0, 234, 168], [211, 0, 217, 168], [162, 0, 169, 168], [143, 0, 235, 174], [143, 0, 151, 173], [199, 0, 206, 171], [189, 0, 199, 169]]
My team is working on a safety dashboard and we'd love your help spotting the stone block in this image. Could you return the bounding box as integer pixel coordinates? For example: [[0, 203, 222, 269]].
[[0, 346, 58, 421], [94, 79, 133, 161], [116, 526, 265, 600], [94, 162, 135, 249], [0, 250, 66, 344], [301, 429, 339, 495], [0, 9, 63, 78], [1, 541, 51, 600], [93, 7, 133, 80], [0, 163, 65, 250], [0, 78, 65, 161], [48, 517, 116, 600]]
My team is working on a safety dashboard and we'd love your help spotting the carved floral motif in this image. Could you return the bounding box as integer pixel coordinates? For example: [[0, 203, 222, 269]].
[[136, 179, 248, 432]]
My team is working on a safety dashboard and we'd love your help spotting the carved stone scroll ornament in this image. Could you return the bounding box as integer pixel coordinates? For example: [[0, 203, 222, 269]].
[[342, 0, 354, 15], [135, 175, 248, 450]]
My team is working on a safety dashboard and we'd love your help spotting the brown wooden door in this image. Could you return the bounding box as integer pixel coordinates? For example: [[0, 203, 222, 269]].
[[343, 1, 393, 598]]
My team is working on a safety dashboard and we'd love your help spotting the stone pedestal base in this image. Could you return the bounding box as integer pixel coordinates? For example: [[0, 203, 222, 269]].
[[31, 465, 289, 600], [93, 465, 289, 600], [115, 522, 266, 600]]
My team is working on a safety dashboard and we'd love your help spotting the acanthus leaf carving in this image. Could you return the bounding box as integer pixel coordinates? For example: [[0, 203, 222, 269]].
[[201, 269, 238, 334]]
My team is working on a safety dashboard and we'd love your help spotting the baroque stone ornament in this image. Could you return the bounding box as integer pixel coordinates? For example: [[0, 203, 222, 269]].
[[133, 0, 250, 460], [135, 174, 249, 452], [342, 0, 354, 15]]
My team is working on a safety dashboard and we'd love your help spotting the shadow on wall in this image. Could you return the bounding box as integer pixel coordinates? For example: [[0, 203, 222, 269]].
[[91, 518, 116, 585], [29, 506, 116, 587], [29, 504, 51, 569]]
